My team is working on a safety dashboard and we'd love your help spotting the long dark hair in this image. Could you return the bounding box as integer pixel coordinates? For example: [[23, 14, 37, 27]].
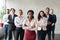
[[27, 10, 34, 19], [38, 11, 46, 21]]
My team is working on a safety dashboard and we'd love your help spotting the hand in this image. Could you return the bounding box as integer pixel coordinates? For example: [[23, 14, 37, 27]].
[[19, 23, 23, 26], [19, 24, 22, 26], [24, 24, 28, 27], [52, 23, 54, 26], [48, 21, 52, 25], [7, 20, 9, 22], [31, 25, 35, 28], [31, 24, 35, 28], [37, 23, 41, 27]]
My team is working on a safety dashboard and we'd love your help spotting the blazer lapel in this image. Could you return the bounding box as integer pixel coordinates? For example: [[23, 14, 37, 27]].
[[13, 14, 15, 21], [10, 15, 12, 20]]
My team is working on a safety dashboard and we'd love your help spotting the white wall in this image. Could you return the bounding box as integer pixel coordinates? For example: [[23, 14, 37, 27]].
[[6, 0, 60, 34]]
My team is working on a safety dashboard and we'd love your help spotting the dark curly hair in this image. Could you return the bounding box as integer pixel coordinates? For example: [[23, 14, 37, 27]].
[[27, 10, 34, 19]]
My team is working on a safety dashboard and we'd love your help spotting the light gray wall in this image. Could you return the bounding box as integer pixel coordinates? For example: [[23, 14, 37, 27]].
[[6, 0, 60, 34]]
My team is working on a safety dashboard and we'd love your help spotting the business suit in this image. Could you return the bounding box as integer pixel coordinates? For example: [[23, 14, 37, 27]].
[[8, 14, 17, 40], [45, 14, 53, 40], [51, 14, 57, 40]]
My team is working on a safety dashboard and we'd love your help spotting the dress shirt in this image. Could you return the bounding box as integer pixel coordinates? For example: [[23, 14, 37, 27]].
[[37, 17, 47, 30], [23, 18, 37, 31], [3, 14, 9, 25], [10, 13, 14, 19], [46, 14, 49, 19], [14, 16, 24, 28]]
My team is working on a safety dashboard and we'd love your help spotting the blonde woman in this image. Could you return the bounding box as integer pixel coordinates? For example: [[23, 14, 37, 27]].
[[14, 9, 24, 40]]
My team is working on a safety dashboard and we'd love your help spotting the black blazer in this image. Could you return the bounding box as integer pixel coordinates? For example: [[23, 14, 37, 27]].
[[45, 14, 53, 30], [8, 14, 17, 30], [45, 14, 53, 24], [52, 14, 57, 24]]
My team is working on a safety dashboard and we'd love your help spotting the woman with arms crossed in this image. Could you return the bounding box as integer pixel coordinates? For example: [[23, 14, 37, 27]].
[[37, 11, 47, 40], [23, 10, 37, 40], [14, 9, 24, 40]]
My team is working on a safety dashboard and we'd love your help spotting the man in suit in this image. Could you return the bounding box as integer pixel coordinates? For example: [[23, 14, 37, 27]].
[[8, 8, 17, 40], [45, 7, 53, 40], [50, 9, 57, 40]]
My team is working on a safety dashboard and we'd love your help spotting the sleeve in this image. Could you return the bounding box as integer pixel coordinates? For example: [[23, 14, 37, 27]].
[[3, 15, 7, 23], [54, 15, 57, 23], [8, 15, 10, 20], [8, 15, 12, 24], [22, 19, 28, 29], [40, 18, 47, 27], [29, 19, 37, 30], [35, 19, 39, 27], [22, 17, 25, 24], [22, 19, 31, 30], [32, 19, 38, 30], [14, 17, 20, 27]]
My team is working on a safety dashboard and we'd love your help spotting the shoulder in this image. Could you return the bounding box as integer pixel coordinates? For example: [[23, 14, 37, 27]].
[[49, 14, 53, 18], [8, 14, 11, 16], [49, 14, 52, 16], [43, 17, 48, 21], [9, 14, 11, 15], [23, 18, 27, 22], [3, 14, 8, 17], [32, 18, 37, 22], [14, 14, 17, 16], [15, 17, 18, 19], [53, 14, 56, 16]]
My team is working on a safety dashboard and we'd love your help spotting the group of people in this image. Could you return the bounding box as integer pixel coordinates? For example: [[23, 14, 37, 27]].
[[3, 7, 57, 40]]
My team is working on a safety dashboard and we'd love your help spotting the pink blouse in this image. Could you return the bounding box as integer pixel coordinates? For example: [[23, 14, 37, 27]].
[[23, 18, 37, 31]]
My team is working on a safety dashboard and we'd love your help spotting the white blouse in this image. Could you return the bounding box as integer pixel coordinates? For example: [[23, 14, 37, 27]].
[[3, 14, 9, 25], [37, 17, 47, 30], [14, 16, 24, 28], [23, 18, 37, 31]]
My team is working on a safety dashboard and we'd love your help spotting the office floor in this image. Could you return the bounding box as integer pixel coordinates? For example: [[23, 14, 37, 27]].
[[0, 34, 60, 40], [46, 34, 60, 40], [55, 34, 60, 40]]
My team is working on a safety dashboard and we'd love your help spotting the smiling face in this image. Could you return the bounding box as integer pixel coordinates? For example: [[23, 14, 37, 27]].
[[45, 7, 50, 14], [40, 12, 44, 17], [11, 9, 15, 14], [50, 9, 54, 14], [27, 12, 33, 19], [6, 9, 10, 14], [18, 10, 23, 16], [10, 8, 15, 14], [27, 10, 34, 19]]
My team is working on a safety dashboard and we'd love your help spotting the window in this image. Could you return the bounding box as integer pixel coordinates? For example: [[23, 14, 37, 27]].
[[0, 0, 6, 19]]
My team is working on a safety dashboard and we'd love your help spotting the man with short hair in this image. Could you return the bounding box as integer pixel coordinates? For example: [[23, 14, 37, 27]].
[[45, 7, 53, 40], [8, 8, 17, 40]]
